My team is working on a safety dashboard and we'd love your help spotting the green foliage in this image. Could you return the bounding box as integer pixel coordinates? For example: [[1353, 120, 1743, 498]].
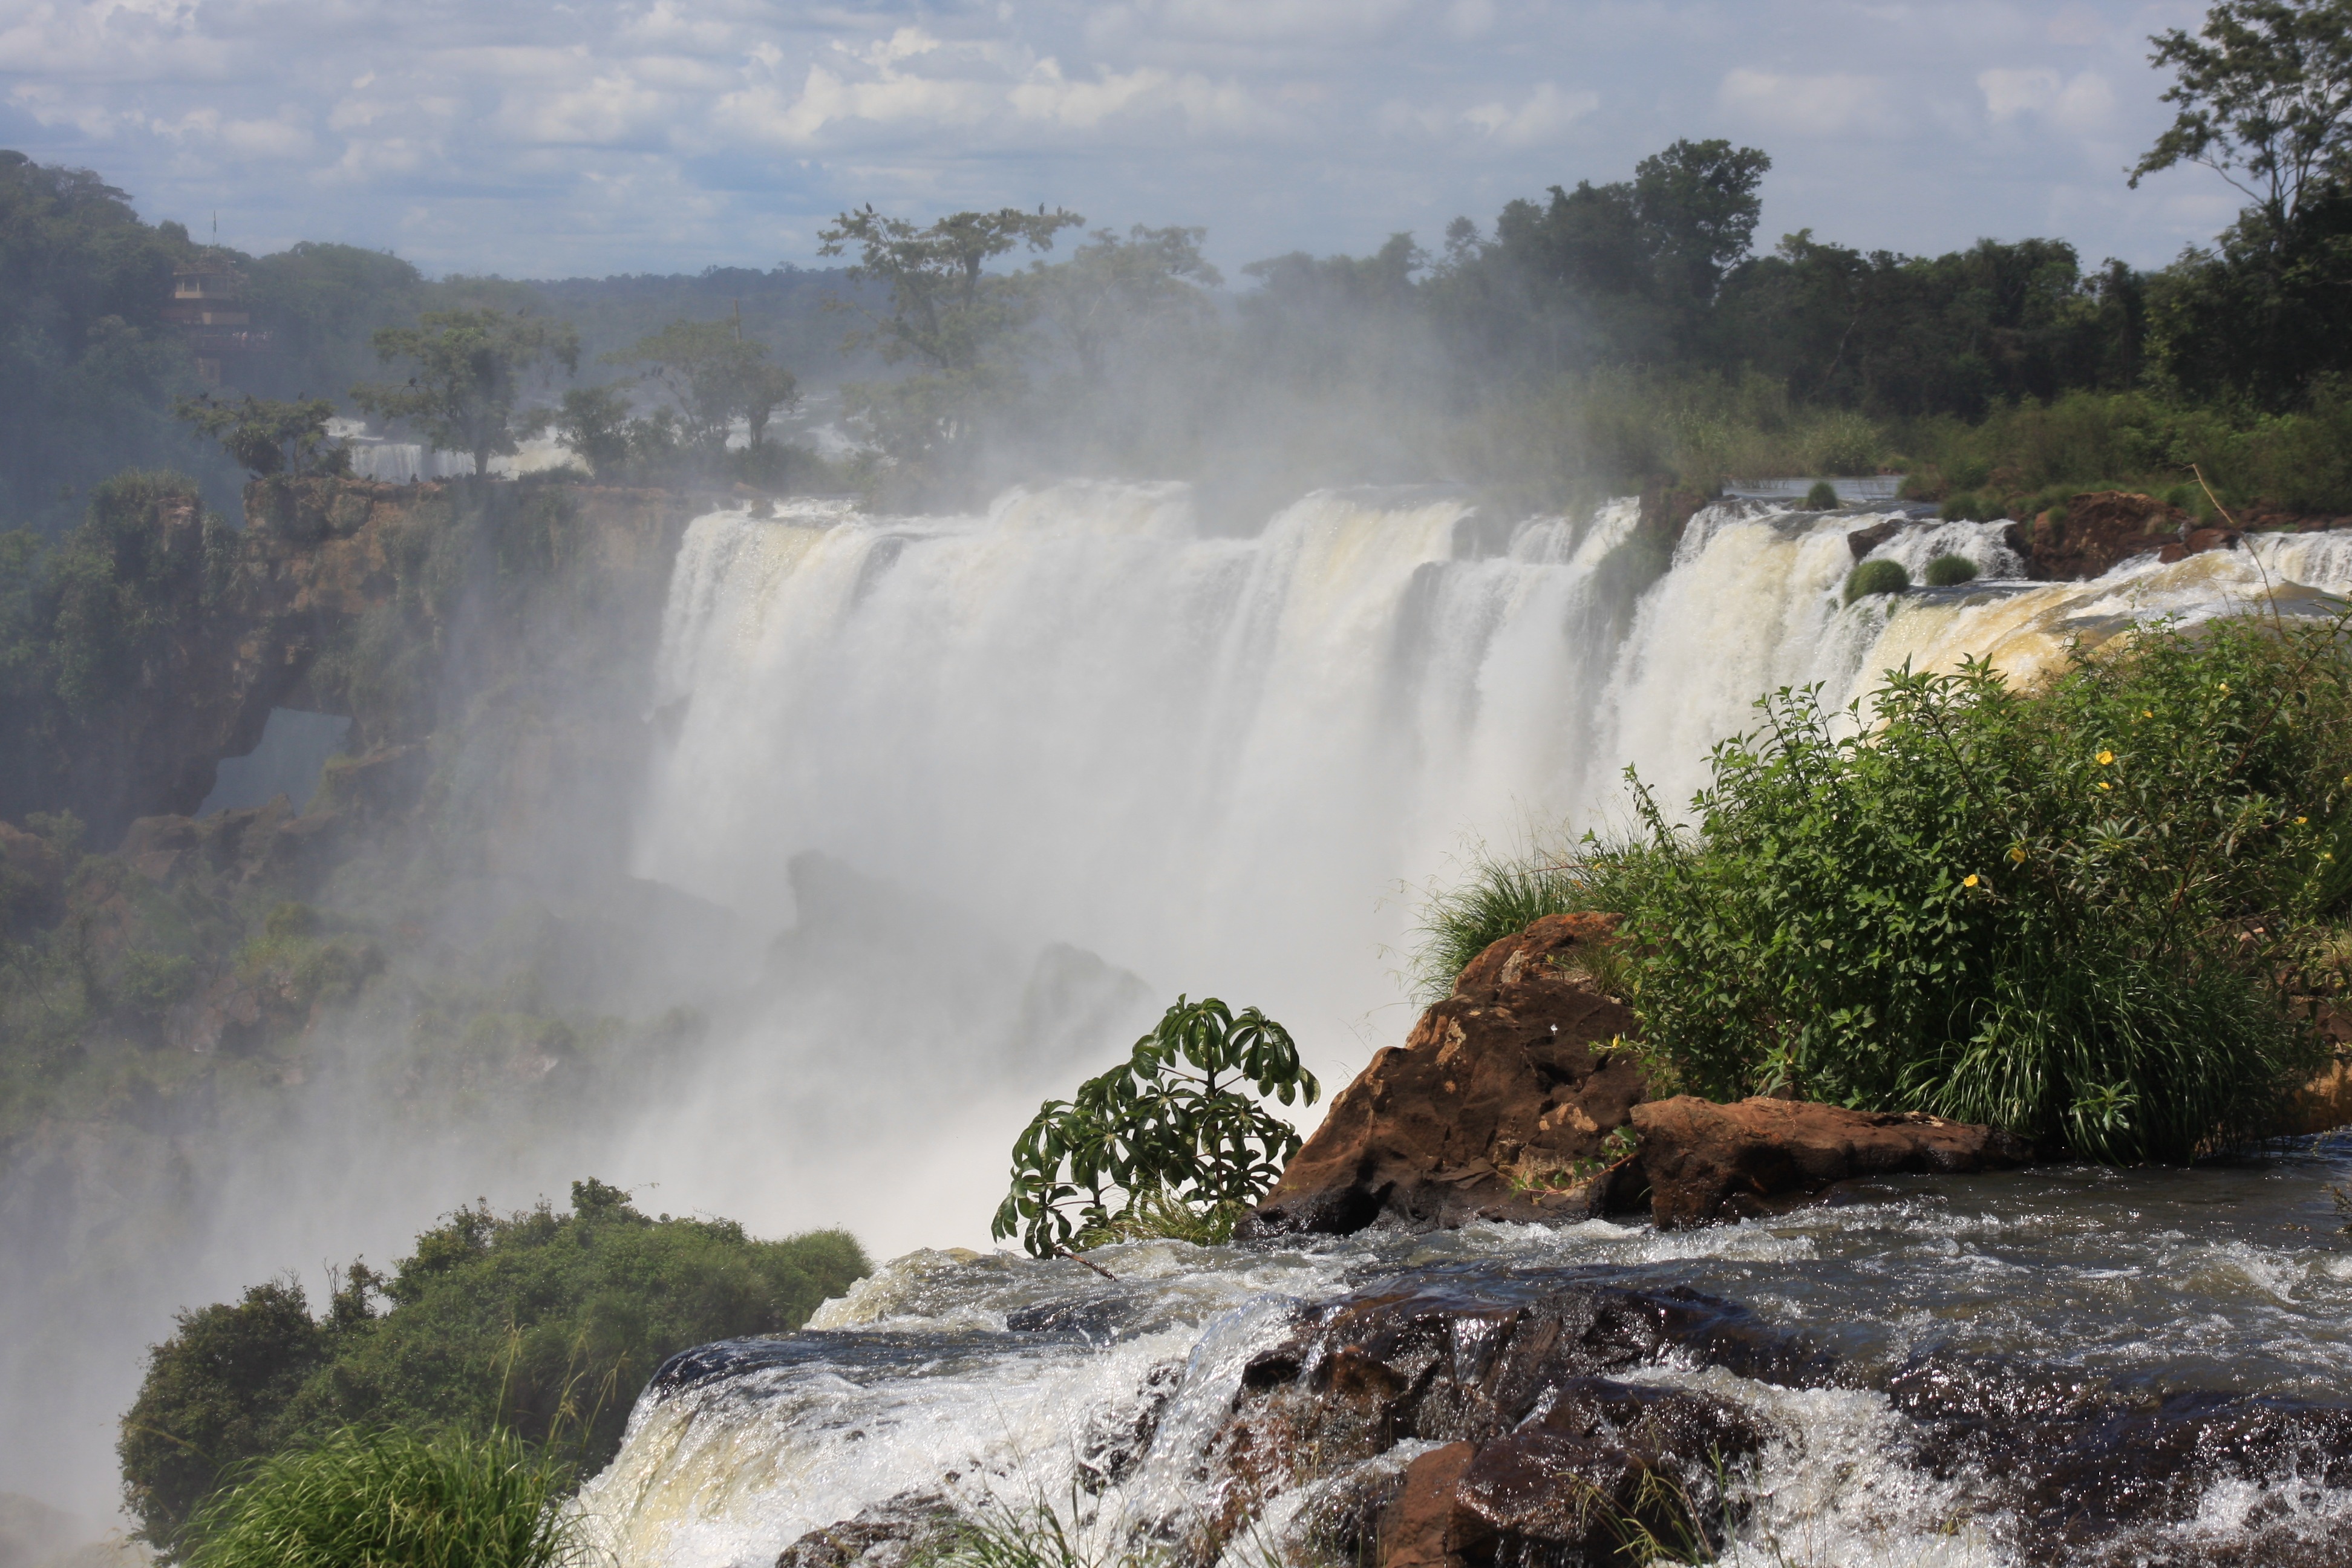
[[120, 1281, 332, 1553], [115, 949, 195, 1018], [1924, 554, 1980, 587], [1843, 558, 1910, 603], [1557, 617, 2344, 1160], [1803, 479, 1840, 509], [119, 1181, 867, 1549], [609, 317, 798, 454], [993, 996, 1321, 1258], [183, 1427, 583, 1568], [352, 310, 581, 476], [0, 151, 224, 529], [2133, 1, 2352, 238], [175, 394, 348, 479], [817, 204, 1083, 500]]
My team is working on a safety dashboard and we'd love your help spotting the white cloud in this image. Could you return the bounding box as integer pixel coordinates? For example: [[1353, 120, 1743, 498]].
[[1010, 59, 1175, 129], [1461, 82, 1597, 147], [0, 0, 2229, 279], [1717, 67, 1887, 138], [1980, 67, 2115, 132]]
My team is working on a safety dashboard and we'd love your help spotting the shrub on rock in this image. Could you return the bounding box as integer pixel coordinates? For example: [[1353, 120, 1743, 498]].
[[1923, 554, 1979, 586], [1843, 558, 1910, 603]]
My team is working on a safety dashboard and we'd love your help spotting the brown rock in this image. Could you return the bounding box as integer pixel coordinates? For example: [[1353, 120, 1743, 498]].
[[1629, 1095, 2034, 1229], [1846, 520, 1901, 560], [2026, 491, 2189, 580], [1379, 1443, 1483, 1568], [1220, 1273, 1768, 1568], [1240, 914, 1646, 1236]]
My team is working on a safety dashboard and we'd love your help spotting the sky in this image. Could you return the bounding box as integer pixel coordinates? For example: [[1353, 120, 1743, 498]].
[[0, 0, 2243, 281]]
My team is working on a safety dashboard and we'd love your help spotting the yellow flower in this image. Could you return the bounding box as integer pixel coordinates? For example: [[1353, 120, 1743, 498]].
[[2143, 709, 2154, 718], [2299, 817, 2310, 825], [2218, 682, 2230, 692], [2008, 845, 2027, 864], [2097, 750, 2114, 765], [2097, 781, 2111, 791], [1963, 874, 1980, 887]]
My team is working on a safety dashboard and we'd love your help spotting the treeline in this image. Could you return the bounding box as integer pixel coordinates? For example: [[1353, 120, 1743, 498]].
[[8, 0, 2352, 523], [0, 152, 873, 532]]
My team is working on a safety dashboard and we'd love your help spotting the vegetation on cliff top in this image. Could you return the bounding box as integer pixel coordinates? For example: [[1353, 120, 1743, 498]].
[[120, 1179, 866, 1555], [1419, 613, 2349, 1160]]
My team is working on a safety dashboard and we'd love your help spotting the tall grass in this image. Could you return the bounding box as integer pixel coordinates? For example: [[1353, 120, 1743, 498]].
[[183, 1428, 584, 1568], [1417, 616, 2351, 1158], [1410, 844, 1596, 999]]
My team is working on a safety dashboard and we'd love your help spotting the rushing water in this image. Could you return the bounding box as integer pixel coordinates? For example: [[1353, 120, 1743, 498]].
[[576, 1138, 2352, 1568], [590, 483, 2352, 1564]]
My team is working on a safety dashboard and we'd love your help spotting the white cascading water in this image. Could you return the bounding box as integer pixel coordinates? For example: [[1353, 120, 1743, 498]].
[[584, 482, 2352, 1567]]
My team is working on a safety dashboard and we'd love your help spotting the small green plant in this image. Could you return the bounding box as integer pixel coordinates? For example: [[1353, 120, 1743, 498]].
[[1842, 558, 1910, 604], [1922, 554, 1979, 587], [1803, 479, 1840, 510], [1940, 491, 1984, 521], [993, 997, 1321, 1258], [183, 1428, 584, 1568]]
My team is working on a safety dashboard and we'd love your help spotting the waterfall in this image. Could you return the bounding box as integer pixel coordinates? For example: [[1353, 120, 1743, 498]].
[[623, 483, 2352, 1257], [583, 482, 2352, 1568]]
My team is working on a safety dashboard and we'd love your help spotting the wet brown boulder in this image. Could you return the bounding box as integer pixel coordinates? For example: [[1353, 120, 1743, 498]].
[[1240, 914, 1645, 1236], [1630, 1095, 2035, 1229], [1217, 1273, 1771, 1568]]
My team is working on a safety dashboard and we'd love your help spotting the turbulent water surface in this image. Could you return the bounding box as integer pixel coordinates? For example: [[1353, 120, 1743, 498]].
[[576, 1140, 2352, 1568], [578, 483, 2352, 1567]]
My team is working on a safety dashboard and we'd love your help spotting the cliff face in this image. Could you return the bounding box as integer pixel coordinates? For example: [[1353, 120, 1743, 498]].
[[8, 475, 704, 846]]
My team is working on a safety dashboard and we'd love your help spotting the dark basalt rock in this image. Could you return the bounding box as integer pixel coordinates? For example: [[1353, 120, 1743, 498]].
[[774, 1491, 965, 1568], [1208, 1267, 2352, 1568], [1627, 1095, 2036, 1229], [1240, 915, 1646, 1237]]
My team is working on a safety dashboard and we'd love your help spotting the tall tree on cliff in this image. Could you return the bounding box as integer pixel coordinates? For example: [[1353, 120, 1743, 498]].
[[817, 205, 1081, 490], [352, 309, 580, 476]]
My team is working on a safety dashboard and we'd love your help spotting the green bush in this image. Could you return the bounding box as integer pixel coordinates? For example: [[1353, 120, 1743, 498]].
[[120, 1181, 867, 1552], [994, 996, 1320, 1258], [184, 1428, 582, 1568], [1923, 554, 1979, 587], [1804, 480, 1840, 509], [1843, 559, 1910, 604], [1549, 616, 2344, 1160]]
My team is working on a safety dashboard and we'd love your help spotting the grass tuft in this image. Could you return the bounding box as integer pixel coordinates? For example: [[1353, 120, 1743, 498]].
[[183, 1427, 584, 1568], [1922, 554, 1978, 587]]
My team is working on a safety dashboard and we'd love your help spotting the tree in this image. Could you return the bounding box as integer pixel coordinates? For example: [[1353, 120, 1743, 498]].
[[993, 996, 1320, 1258], [118, 1281, 329, 1554], [1028, 226, 1223, 384], [532, 385, 634, 480], [2134, 0, 2352, 242], [610, 316, 797, 453], [818, 205, 1084, 371], [117, 1181, 866, 1555], [351, 309, 580, 476], [174, 394, 347, 479]]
